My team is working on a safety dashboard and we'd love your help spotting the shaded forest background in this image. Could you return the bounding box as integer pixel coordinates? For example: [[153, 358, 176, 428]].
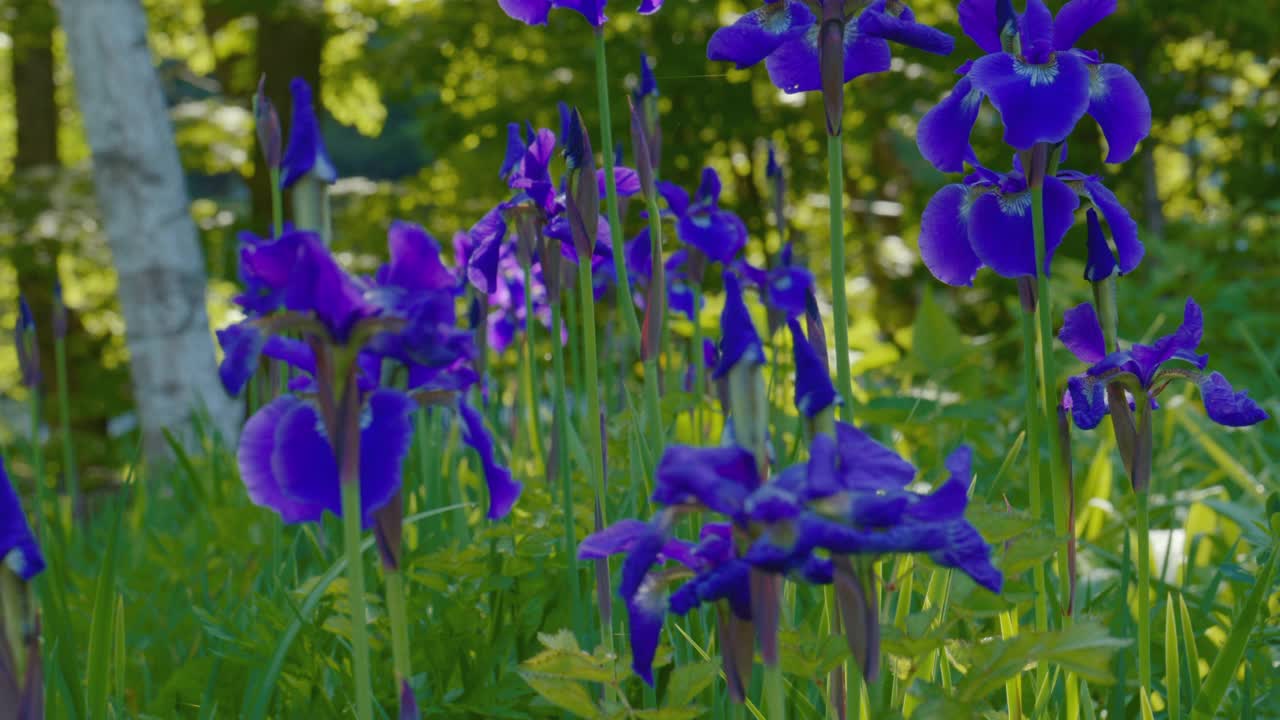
[[1, 0, 1277, 483]]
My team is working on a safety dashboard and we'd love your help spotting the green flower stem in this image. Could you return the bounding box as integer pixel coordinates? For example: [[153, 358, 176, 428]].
[[1018, 301, 1051, 644], [520, 259, 545, 466], [269, 167, 284, 237], [1093, 276, 1119, 353], [383, 568, 413, 709], [29, 391, 46, 533], [1135, 484, 1152, 695], [764, 662, 786, 720], [551, 299, 583, 639], [54, 336, 77, 523], [1030, 183, 1072, 615], [340, 477, 374, 720], [691, 285, 706, 436], [575, 252, 615, 673], [642, 190, 667, 467], [827, 134, 854, 418], [592, 28, 641, 347]]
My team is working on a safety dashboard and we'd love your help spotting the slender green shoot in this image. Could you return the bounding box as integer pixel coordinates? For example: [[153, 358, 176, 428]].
[[826, 134, 854, 417]]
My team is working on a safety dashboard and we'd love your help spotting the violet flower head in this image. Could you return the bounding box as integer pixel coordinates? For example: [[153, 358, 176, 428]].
[[1, 456, 45, 581], [280, 77, 337, 188], [498, 0, 662, 27], [790, 317, 838, 418], [676, 168, 748, 264], [1061, 299, 1269, 429], [918, 0, 1151, 171], [707, 0, 954, 94], [714, 273, 765, 379], [918, 160, 1142, 285], [14, 296, 39, 389]]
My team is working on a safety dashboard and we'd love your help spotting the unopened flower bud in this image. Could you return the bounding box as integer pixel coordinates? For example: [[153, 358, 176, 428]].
[[14, 296, 40, 389], [254, 74, 283, 171]]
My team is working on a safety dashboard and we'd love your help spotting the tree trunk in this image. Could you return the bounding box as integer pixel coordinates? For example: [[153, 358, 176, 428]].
[[57, 0, 241, 460]]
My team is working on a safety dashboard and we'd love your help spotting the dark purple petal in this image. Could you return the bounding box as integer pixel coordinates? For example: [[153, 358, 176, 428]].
[[1199, 372, 1269, 428], [578, 519, 653, 559], [1053, 0, 1115, 50], [905, 477, 968, 523], [656, 180, 690, 217], [677, 209, 747, 263], [637, 0, 663, 13], [1082, 208, 1118, 281], [1017, 0, 1056, 63], [281, 78, 337, 187], [1067, 375, 1108, 429], [356, 390, 416, 526], [968, 50, 1091, 149], [217, 322, 266, 397], [928, 522, 1002, 593], [707, 1, 816, 69], [498, 0, 553, 24], [842, 25, 893, 84], [599, 166, 641, 197], [386, 221, 457, 292], [969, 173, 1079, 278], [1085, 62, 1151, 164], [552, 0, 607, 26], [458, 401, 523, 519], [713, 273, 765, 378], [765, 29, 822, 94], [835, 421, 918, 491], [653, 445, 759, 516], [917, 75, 984, 173], [1129, 298, 1205, 384], [690, 559, 753, 620], [857, 1, 954, 56], [919, 184, 981, 286], [789, 318, 838, 418], [744, 484, 804, 523], [1, 457, 45, 581], [240, 397, 329, 523], [1059, 303, 1107, 364], [767, 265, 814, 318], [499, 122, 525, 177], [1082, 179, 1142, 274], [957, 0, 1002, 53], [467, 208, 506, 293]]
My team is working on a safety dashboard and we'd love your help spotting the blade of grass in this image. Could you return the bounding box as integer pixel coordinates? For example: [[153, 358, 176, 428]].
[[1165, 594, 1179, 720], [85, 505, 122, 720], [1177, 593, 1201, 700]]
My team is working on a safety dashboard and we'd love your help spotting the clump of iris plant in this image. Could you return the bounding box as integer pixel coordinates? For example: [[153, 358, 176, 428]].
[[579, 275, 1001, 709], [1, 458, 44, 583], [1, 456, 44, 718]]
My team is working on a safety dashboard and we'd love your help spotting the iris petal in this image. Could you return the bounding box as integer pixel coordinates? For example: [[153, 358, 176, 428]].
[[458, 401, 523, 520], [1067, 375, 1108, 430], [239, 397, 329, 524], [1053, 0, 1115, 51], [917, 75, 984, 173], [1059, 303, 1107, 363], [1, 457, 46, 581], [1086, 62, 1151, 164], [919, 184, 981, 286], [957, 0, 1003, 53], [968, 50, 1091, 149], [968, 174, 1079, 278], [707, 1, 816, 69], [858, 1, 954, 56], [1083, 179, 1142, 273], [498, 0, 553, 25], [1199, 372, 1269, 428]]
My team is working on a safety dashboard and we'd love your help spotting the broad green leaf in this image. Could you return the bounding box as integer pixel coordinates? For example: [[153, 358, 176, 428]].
[[664, 661, 719, 708], [956, 621, 1129, 702], [517, 674, 600, 719]]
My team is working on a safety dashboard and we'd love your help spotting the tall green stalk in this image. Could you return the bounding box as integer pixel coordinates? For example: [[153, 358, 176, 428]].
[[641, 190, 667, 466], [826, 134, 854, 417], [1018, 295, 1050, 642], [1029, 181, 1072, 613], [551, 299, 583, 639], [1135, 484, 1152, 695], [521, 259, 545, 465], [575, 253, 614, 665], [29, 391, 46, 532], [340, 478, 374, 720], [384, 568, 412, 713], [270, 167, 284, 237], [592, 28, 640, 347], [54, 334, 77, 521]]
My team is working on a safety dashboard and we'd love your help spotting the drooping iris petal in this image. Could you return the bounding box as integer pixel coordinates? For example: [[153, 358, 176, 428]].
[[929, 522, 1003, 593], [968, 50, 1091, 149], [744, 484, 804, 524], [619, 530, 667, 685], [857, 1, 954, 56], [499, 122, 526, 177], [458, 401, 523, 520], [239, 396, 329, 524], [1129, 298, 1205, 384], [968, 174, 1079, 278], [835, 421, 918, 491], [789, 318, 838, 418], [656, 180, 690, 217], [842, 25, 893, 84], [385, 221, 458, 292], [217, 322, 267, 396], [766, 264, 814, 318], [1053, 0, 1115, 50], [1067, 375, 1108, 430], [467, 208, 507, 293], [355, 391, 417, 526], [917, 75, 984, 173], [713, 273, 765, 378], [498, 0, 554, 24], [1085, 62, 1151, 164], [957, 0, 1003, 53], [1082, 179, 1142, 274], [1, 456, 45, 581], [280, 78, 337, 188], [708, 0, 816, 69], [1059, 303, 1107, 364], [1199, 372, 1269, 428], [578, 519, 653, 559], [764, 28, 821, 94], [919, 184, 981, 286], [599, 167, 641, 197], [653, 445, 759, 517], [1082, 208, 1118, 281]]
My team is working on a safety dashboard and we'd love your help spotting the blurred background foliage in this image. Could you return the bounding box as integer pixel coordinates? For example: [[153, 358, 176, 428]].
[[2, 0, 1278, 479]]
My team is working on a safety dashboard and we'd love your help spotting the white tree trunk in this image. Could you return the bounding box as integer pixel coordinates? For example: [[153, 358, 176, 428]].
[[58, 0, 241, 459]]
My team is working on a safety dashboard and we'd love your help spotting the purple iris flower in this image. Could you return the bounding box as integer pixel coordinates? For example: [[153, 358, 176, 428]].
[[1060, 299, 1269, 429], [790, 317, 838, 418], [707, 0, 954, 94], [918, 0, 1151, 171], [498, 0, 662, 27], [1, 456, 45, 581], [280, 78, 337, 188], [218, 221, 521, 523], [738, 242, 816, 320], [918, 160, 1141, 285], [673, 169, 749, 264], [714, 273, 765, 378]]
